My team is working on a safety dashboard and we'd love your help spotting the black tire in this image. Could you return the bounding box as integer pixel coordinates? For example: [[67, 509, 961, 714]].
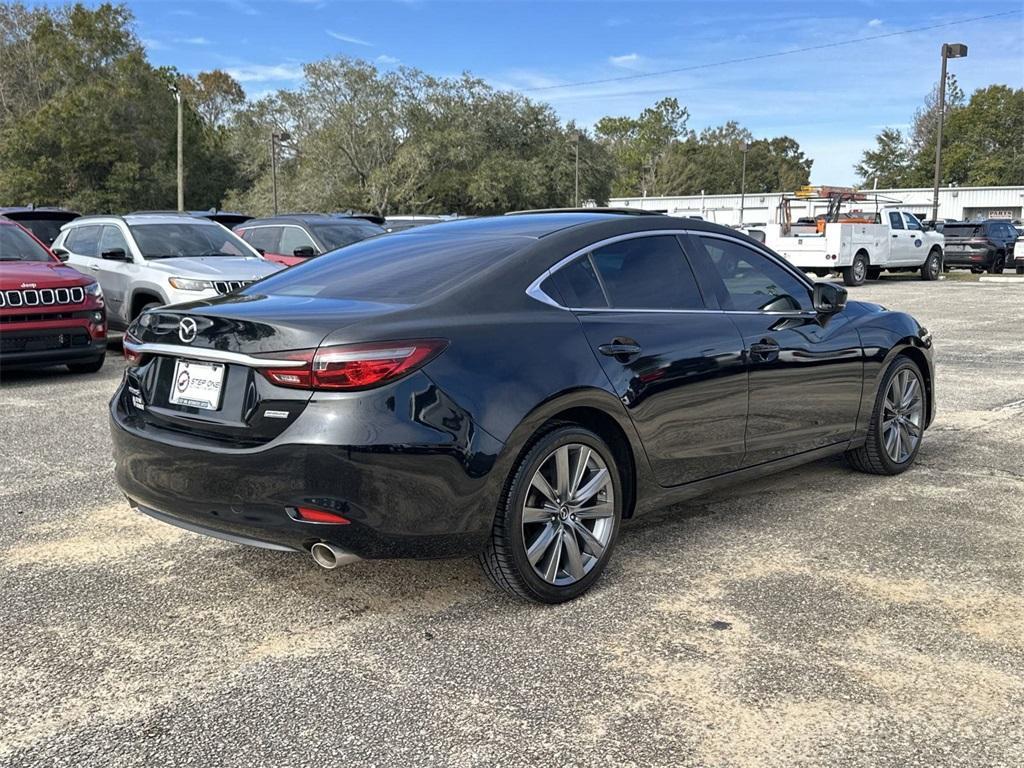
[[138, 301, 161, 318], [921, 248, 942, 281], [867, 267, 882, 280], [847, 356, 926, 476], [480, 424, 623, 603], [67, 353, 105, 374], [989, 253, 1004, 274], [842, 252, 868, 287], [1016, 265, 1024, 275]]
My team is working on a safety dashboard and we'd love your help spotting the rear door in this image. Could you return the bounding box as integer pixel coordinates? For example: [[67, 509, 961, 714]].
[[62, 225, 103, 279], [546, 232, 749, 486], [685, 233, 863, 465]]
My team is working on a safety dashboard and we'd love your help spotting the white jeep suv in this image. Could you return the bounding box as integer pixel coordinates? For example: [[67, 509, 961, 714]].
[[52, 213, 282, 329]]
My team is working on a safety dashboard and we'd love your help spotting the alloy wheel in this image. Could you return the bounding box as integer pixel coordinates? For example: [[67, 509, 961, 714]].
[[854, 258, 867, 283], [882, 368, 924, 464], [522, 443, 615, 586]]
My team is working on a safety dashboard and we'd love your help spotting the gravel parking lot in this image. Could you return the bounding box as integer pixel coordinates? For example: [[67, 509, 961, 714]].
[[2, 279, 1022, 768]]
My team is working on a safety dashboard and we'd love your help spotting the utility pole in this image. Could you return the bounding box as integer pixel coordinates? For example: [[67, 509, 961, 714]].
[[270, 130, 291, 215], [170, 83, 183, 211], [572, 131, 580, 207], [739, 140, 749, 225], [931, 43, 967, 223]]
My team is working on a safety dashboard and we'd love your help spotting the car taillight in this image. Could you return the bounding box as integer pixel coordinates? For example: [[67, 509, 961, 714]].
[[258, 339, 448, 391], [123, 332, 142, 367]]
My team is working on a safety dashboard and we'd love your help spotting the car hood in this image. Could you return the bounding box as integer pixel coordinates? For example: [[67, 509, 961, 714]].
[[0, 261, 93, 290], [143, 256, 281, 280]]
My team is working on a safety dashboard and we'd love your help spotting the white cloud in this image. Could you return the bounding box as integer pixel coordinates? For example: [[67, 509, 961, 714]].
[[609, 53, 641, 69], [868, 18, 883, 27], [176, 36, 210, 45], [225, 63, 305, 84], [141, 37, 167, 51], [376, 54, 400, 66], [327, 30, 371, 46]]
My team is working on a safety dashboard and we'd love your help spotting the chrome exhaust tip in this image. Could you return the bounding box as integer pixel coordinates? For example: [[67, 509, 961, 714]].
[[310, 542, 360, 570]]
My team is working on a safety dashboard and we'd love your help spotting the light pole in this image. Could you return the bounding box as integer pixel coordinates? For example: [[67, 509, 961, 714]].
[[739, 140, 749, 225], [170, 83, 183, 211], [931, 42, 967, 223], [570, 131, 580, 207], [270, 130, 291, 215]]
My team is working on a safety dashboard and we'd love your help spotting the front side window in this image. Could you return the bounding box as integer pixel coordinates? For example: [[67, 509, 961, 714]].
[[279, 226, 317, 255], [587, 235, 704, 310], [698, 236, 811, 311], [128, 223, 250, 259], [99, 225, 130, 256], [904, 213, 922, 231], [0, 224, 54, 262], [889, 212, 905, 230]]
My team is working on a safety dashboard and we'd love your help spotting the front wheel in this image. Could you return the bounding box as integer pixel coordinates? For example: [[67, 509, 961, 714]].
[[842, 252, 868, 287], [921, 249, 942, 281], [847, 357, 926, 475], [480, 425, 623, 603]]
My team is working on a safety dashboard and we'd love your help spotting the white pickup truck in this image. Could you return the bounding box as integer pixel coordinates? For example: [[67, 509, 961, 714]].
[[757, 207, 945, 286]]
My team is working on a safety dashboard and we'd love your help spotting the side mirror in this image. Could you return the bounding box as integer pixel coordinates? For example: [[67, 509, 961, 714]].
[[813, 282, 847, 314], [255, 247, 266, 256], [292, 246, 317, 258], [101, 248, 131, 262], [52, 247, 70, 262]]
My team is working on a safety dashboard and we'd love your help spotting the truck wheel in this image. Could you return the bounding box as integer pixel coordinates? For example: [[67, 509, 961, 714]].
[[867, 267, 882, 280], [921, 249, 942, 281], [989, 254, 1005, 274], [842, 253, 868, 286]]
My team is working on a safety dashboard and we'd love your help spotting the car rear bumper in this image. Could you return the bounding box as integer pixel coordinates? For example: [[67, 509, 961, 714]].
[[943, 248, 994, 266], [109, 378, 504, 560]]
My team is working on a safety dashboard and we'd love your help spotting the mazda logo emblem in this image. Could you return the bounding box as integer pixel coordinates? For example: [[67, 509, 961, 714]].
[[178, 317, 198, 344]]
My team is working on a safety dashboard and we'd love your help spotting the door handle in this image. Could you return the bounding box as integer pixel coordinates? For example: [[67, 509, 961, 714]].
[[749, 339, 780, 362], [892, 234, 898, 238], [598, 339, 642, 358], [89, 264, 100, 270]]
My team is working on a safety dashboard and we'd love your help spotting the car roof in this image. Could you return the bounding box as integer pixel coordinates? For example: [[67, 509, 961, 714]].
[[240, 214, 382, 227], [69, 213, 223, 226]]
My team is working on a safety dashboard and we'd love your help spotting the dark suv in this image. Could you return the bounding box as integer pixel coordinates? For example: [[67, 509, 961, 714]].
[[234, 214, 384, 267], [942, 220, 1019, 274], [0, 206, 80, 246]]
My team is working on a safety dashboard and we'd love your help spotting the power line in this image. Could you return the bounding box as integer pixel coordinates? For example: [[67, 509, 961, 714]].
[[520, 10, 1020, 93]]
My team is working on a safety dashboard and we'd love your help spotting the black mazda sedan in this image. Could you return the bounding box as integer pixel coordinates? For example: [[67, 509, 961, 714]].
[[113, 211, 934, 603]]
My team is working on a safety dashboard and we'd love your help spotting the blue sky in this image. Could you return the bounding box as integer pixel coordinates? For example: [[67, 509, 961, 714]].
[[128, 0, 1023, 185]]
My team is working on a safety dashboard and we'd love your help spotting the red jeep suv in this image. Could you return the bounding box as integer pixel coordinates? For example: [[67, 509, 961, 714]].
[[0, 219, 107, 373]]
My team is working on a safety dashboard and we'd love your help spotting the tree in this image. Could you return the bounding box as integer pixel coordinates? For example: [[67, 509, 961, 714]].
[[595, 98, 689, 196], [941, 85, 1024, 186], [179, 69, 245, 127], [855, 127, 912, 188]]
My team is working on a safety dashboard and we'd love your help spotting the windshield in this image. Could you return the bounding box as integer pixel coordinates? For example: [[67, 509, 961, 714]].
[[0, 224, 54, 262], [311, 222, 384, 251], [8, 217, 71, 245], [943, 224, 984, 238], [244, 233, 525, 303], [128, 222, 253, 259]]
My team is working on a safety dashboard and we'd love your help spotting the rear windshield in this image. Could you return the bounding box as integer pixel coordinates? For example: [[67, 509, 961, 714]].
[[0, 224, 53, 262], [7, 217, 69, 245], [311, 222, 384, 250], [245, 233, 526, 303], [128, 222, 252, 259], [943, 224, 983, 237]]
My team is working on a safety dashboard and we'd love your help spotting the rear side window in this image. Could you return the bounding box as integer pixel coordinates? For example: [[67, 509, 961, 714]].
[[888, 212, 904, 230], [547, 256, 607, 308], [697, 236, 811, 311], [241, 227, 281, 253], [66, 225, 101, 257], [588, 235, 704, 310]]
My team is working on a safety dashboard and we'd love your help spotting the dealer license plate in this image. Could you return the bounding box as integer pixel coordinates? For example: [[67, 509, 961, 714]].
[[168, 359, 225, 411]]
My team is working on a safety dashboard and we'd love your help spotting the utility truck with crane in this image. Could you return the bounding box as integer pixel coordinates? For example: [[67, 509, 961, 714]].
[[754, 186, 945, 286]]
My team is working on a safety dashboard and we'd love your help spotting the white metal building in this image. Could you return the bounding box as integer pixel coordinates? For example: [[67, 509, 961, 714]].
[[609, 186, 1024, 226]]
